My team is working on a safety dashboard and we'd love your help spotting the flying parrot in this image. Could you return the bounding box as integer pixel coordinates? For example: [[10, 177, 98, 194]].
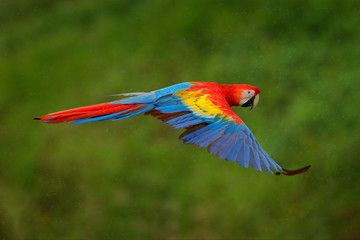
[[35, 82, 310, 176]]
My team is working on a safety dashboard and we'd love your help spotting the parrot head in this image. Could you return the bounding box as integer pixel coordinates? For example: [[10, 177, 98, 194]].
[[238, 85, 261, 110]]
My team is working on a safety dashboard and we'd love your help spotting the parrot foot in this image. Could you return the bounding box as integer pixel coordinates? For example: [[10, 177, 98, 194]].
[[275, 165, 311, 176]]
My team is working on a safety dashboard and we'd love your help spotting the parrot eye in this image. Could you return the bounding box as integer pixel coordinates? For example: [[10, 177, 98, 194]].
[[247, 91, 251, 94]]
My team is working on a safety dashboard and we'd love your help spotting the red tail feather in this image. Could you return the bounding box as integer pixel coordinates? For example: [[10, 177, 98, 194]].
[[34, 102, 142, 123]]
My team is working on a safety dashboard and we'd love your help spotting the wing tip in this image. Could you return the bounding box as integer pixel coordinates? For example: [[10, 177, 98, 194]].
[[275, 165, 311, 176]]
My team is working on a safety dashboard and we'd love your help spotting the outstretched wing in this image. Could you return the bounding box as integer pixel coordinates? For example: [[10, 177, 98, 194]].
[[146, 87, 286, 174]]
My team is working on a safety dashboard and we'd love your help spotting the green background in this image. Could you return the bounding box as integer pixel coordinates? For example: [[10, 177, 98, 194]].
[[1, 0, 359, 239]]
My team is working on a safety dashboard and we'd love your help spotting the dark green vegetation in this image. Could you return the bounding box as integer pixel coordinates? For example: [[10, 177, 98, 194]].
[[1, 0, 359, 239]]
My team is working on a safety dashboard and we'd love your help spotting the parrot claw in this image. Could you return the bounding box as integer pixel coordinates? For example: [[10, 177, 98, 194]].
[[275, 165, 311, 176]]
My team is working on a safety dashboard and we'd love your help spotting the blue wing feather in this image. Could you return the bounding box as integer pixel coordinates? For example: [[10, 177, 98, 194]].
[[243, 142, 251, 168], [226, 136, 241, 162], [183, 122, 226, 143], [208, 134, 229, 155], [218, 136, 237, 159], [250, 147, 262, 171], [191, 125, 227, 147], [236, 142, 246, 168], [165, 113, 203, 129], [259, 154, 274, 174]]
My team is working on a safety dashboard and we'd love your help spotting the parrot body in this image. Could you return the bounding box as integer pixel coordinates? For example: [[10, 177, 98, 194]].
[[35, 82, 310, 176]]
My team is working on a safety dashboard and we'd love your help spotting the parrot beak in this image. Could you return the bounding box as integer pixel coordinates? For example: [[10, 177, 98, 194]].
[[243, 94, 260, 109], [250, 94, 259, 110]]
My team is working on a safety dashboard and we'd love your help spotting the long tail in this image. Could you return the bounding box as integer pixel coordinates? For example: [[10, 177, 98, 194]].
[[34, 101, 153, 125]]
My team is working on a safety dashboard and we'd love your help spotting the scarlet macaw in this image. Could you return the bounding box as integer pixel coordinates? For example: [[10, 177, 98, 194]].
[[35, 82, 310, 175]]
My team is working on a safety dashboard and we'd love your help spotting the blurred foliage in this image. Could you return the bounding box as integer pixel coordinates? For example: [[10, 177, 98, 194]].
[[0, 0, 359, 239]]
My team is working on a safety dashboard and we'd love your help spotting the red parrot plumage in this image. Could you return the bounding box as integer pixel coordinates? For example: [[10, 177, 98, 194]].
[[35, 82, 310, 176]]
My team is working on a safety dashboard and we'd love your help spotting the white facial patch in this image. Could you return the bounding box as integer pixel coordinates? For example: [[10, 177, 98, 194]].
[[240, 90, 255, 105]]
